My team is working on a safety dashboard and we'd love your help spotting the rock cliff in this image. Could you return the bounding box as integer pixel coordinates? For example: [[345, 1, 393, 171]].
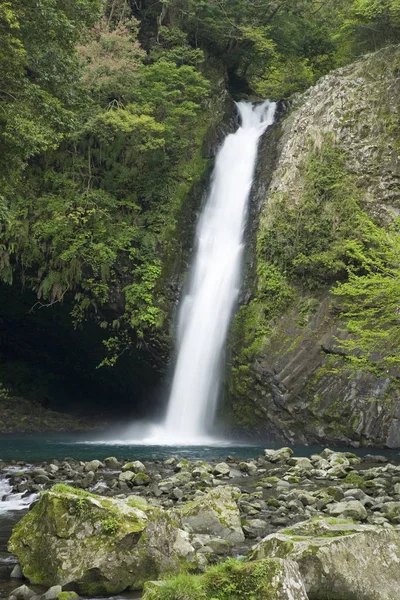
[[227, 46, 400, 448]]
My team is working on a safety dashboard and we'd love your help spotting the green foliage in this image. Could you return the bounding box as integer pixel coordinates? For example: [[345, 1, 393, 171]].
[[145, 573, 207, 600], [0, 0, 101, 183], [101, 516, 120, 534], [0, 0, 212, 367], [332, 218, 400, 376], [0, 383, 10, 401], [135, 0, 400, 98], [340, 0, 400, 58], [204, 558, 279, 599], [258, 140, 365, 287], [2, 0, 400, 380], [343, 472, 366, 488], [145, 0, 340, 98], [144, 558, 284, 600]]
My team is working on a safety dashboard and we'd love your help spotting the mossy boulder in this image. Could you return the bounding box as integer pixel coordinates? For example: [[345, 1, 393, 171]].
[[381, 502, 400, 524], [8, 484, 195, 595], [179, 485, 244, 543], [122, 460, 146, 473], [249, 517, 400, 599], [327, 500, 367, 521], [142, 557, 308, 600], [56, 594, 80, 600], [264, 448, 294, 463]]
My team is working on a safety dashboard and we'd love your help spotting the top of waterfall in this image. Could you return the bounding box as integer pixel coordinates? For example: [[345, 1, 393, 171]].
[[236, 100, 277, 132]]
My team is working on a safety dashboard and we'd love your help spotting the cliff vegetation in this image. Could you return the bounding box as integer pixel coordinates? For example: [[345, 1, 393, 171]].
[[1, 0, 400, 425]]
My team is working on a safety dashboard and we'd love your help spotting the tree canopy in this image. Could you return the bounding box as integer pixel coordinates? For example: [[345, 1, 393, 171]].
[[0, 0, 399, 372]]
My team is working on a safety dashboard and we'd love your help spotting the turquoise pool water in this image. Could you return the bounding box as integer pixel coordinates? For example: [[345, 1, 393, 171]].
[[0, 432, 398, 462]]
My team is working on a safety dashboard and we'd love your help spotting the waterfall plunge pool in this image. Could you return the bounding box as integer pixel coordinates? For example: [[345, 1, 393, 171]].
[[0, 433, 399, 462]]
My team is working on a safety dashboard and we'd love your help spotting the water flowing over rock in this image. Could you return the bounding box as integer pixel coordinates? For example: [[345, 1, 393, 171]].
[[163, 101, 277, 442], [0, 476, 38, 515]]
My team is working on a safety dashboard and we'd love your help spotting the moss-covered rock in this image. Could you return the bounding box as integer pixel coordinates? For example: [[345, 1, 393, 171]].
[[249, 517, 400, 599], [142, 557, 308, 600], [8, 484, 195, 595], [56, 593, 80, 600], [179, 485, 244, 544]]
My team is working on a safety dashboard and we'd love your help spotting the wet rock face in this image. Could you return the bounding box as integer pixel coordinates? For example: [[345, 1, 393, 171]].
[[230, 46, 400, 448]]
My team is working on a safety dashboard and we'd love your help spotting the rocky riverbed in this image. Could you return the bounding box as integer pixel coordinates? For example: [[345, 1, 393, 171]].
[[2, 447, 400, 599]]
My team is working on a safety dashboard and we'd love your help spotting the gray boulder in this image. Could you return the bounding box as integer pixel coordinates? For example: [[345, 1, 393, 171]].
[[239, 462, 257, 475], [104, 457, 120, 469], [118, 470, 135, 482], [41, 586, 62, 600], [122, 460, 146, 473], [381, 502, 400, 523], [84, 460, 104, 472], [250, 517, 400, 599], [10, 564, 23, 578], [179, 485, 244, 543], [213, 463, 230, 476], [264, 448, 293, 462], [9, 586, 35, 600], [327, 500, 368, 521]]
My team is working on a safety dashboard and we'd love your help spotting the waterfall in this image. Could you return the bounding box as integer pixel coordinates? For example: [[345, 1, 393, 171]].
[[163, 100, 277, 443]]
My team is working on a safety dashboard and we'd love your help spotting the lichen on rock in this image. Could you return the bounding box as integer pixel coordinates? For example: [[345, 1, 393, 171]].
[[249, 516, 400, 599], [8, 484, 196, 595], [179, 485, 245, 543]]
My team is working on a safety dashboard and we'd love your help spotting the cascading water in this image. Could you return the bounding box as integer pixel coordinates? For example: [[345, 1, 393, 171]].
[[0, 475, 38, 515], [162, 100, 277, 443], [84, 100, 276, 446]]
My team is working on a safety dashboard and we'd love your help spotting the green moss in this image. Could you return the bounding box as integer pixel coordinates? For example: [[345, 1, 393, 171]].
[[227, 266, 294, 407], [143, 558, 290, 600], [259, 476, 279, 485], [101, 516, 121, 535], [287, 476, 300, 484], [267, 498, 280, 508], [143, 573, 206, 600], [80, 580, 121, 596], [127, 496, 148, 509], [122, 461, 137, 471], [52, 484, 95, 498], [133, 473, 151, 486], [343, 473, 366, 489]]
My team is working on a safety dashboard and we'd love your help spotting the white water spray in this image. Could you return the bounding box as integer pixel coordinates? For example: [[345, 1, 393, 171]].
[[162, 101, 277, 443], [0, 476, 38, 515]]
